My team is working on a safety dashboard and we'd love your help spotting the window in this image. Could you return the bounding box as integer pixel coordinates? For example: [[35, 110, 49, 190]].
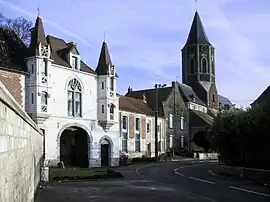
[[212, 94, 215, 103], [71, 56, 78, 69], [202, 58, 207, 73], [109, 104, 114, 120], [135, 118, 140, 131], [147, 121, 151, 132], [31, 64, 34, 74], [67, 78, 82, 117], [122, 116, 128, 130], [158, 141, 161, 151], [31, 93, 34, 104], [122, 132, 128, 152], [101, 105, 104, 113], [135, 133, 140, 152], [101, 82, 104, 90], [189, 58, 195, 73], [41, 91, 48, 112], [41, 91, 48, 105], [157, 124, 161, 133], [41, 59, 48, 77], [180, 117, 184, 130], [169, 114, 173, 128], [110, 77, 114, 91]]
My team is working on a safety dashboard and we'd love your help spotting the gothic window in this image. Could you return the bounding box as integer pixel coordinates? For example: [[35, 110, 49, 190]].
[[67, 78, 82, 117], [189, 58, 195, 73], [201, 58, 208, 73]]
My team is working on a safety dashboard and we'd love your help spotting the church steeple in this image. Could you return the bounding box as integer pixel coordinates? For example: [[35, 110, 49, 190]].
[[27, 16, 48, 57], [181, 11, 219, 109], [95, 41, 113, 75]]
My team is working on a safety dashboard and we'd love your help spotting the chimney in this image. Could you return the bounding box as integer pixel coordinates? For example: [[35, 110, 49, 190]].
[[128, 86, 132, 93], [142, 93, 147, 103]]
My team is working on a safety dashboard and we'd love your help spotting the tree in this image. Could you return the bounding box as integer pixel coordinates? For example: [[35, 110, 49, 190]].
[[193, 130, 211, 152], [0, 13, 32, 45]]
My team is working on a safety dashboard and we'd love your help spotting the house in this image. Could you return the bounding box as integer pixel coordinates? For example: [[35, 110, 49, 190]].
[[251, 85, 270, 106], [118, 94, 166, 159], [126, 11, 234, 153], [0, 27, 28, 109], [22, 16, 120, 168]]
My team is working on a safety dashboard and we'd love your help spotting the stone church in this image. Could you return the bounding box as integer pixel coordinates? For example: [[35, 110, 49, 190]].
[[125, 11, 233, 152]]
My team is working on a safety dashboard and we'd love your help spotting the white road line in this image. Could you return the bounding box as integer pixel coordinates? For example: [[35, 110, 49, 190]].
[[190, 192, 216, 202], [174, 171, 184, 176], [189, 177, 215, 184], [229, 186, 270, 197]]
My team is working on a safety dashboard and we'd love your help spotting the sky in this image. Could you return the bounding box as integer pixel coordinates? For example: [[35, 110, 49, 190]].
[[1, 0, 270, 107]]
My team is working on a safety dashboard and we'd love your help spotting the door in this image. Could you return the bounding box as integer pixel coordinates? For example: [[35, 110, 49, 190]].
[[101, 144, 109, 166]]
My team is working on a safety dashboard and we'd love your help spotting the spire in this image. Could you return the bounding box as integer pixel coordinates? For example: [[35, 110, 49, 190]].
[[95, 41, 113, 75], [183, 11, 212, 47], [27, 16, 47, 56]]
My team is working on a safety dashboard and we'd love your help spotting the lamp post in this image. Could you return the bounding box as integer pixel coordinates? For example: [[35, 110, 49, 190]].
[[155, 83, 166, 162]]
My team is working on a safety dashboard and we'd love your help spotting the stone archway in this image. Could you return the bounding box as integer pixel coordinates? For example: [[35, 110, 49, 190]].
[[99, 136, 113, 167], [56, 123, 93, 168]]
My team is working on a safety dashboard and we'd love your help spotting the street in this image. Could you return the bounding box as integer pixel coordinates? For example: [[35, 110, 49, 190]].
[[35, 160, 270, 202]]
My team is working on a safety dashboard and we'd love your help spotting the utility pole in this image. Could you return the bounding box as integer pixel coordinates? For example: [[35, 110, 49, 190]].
[[154, 84, 159, 162], [172, 81, 176, 156], [154, 83, 166, 162]]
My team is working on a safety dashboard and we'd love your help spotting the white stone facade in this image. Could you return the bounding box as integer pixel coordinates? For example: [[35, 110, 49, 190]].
[[24, 42, 120, 168], [0, 80, 43, 202]]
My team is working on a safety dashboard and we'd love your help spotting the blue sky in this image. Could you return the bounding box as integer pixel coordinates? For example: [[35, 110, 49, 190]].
[[1, 0, 270, 107]]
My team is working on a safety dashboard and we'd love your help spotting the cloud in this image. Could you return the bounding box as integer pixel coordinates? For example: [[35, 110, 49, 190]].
[[1, 0, 269, 107]]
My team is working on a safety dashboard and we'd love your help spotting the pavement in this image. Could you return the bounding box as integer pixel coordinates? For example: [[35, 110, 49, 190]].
[[35, 160, 270, 202]]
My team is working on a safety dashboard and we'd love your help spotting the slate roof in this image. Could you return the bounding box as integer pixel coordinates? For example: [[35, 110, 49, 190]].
[[183, 11, 212, 47], [119, 96, 155, 116], [95, 41, 118, 77], [178, 83, 205, 106], [190, 109, 214, 126], [0, 27, 27, 73], [219, 95, 233, 107], [125, 87, 172, 117], [251, 85, 270, 105], [199, 81, 211, 92]]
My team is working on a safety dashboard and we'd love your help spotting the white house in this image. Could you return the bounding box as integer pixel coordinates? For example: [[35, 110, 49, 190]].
[[24, 16, 120, 168], [118, 95, 166, 159]]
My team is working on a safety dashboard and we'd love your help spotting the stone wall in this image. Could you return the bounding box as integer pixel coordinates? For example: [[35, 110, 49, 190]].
[[0, 80, 43, 202]]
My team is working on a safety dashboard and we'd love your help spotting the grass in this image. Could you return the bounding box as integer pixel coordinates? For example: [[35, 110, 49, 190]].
[[49, 167, 108, 181]]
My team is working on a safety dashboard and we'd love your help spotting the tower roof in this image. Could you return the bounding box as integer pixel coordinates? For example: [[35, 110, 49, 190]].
[[27, 16, 47, 56], [95, 41, 115, 76], [183, 11, 212, 47]]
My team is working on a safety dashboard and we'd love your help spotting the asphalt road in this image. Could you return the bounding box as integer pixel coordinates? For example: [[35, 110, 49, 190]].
[[35, 160, 270, 202]]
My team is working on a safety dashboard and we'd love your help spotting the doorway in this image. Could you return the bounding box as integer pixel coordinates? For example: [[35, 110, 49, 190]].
[[101, 139, 110, 166]]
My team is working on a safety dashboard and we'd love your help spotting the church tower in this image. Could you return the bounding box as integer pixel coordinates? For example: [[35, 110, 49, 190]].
[[181, 11, 219, 109], [25, 16, 52, 124], [95, 41, 119, 131]]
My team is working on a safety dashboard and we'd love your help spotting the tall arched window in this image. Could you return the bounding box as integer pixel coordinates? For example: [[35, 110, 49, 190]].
[[67, 78, 82, 117], [201, 58, 208, 73], [189, 58, 195, 74]]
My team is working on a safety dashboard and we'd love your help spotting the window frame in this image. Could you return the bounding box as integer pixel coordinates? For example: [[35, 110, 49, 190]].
[[67, 78, 82, 117]]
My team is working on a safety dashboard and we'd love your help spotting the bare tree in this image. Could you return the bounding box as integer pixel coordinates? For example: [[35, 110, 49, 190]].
[[0, 13, 33, 45]]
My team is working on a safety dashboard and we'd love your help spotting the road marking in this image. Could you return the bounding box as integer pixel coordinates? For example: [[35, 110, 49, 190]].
[[189, 177, 215, 184], [189, 192, 216, 202], [229, 186, 270, 197], [174, 171, 184, 176]]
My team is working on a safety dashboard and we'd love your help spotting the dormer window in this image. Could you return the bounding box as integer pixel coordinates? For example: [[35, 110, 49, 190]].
[[71, 56, 78, 69]]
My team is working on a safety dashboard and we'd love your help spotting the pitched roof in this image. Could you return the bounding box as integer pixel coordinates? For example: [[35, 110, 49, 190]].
[[95, 41, 118, 77], [119, 96, 155, 116], [178, 83, 205, 106], [125, 87, 172, 117], [183, 11, 212, 47], [218, 95, 233, 107], [0, 27, 27, 73], [27, 16, 47, 56], [46, 35, 96, 75], [190, 109, 214, 126], [251, 85, 270, 105]]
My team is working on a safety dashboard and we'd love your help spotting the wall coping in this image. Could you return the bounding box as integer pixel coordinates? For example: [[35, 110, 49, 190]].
[[0, 80, 42, 135]]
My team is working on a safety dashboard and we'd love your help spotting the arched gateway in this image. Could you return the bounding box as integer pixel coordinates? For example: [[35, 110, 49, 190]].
[[57, 123, 92, 168]]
